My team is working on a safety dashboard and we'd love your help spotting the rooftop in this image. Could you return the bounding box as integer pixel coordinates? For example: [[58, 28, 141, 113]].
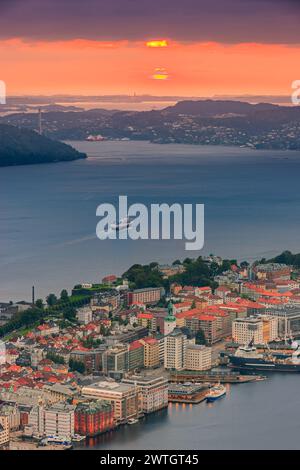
[[83, 380, 136, 393], [76, 400, 112, 413], [254, 263, 290, 272], [187, 344, 211, 351], [122, 375, 168, 386], [131, 287, 161, 293]]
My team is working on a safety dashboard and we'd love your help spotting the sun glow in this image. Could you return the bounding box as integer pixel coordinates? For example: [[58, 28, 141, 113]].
[[151, 67, 169, 80], [146, 39, 168, 48]]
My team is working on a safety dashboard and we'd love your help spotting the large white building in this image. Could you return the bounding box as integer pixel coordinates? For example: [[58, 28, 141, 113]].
[[29, 403, 75, 439], [262, 307, 300, 338], [76, 307, 93, 325], [122, 375, 168, 414], [185, 345, 212, 371], [232, 317, 264, 345], [164, 329, 187, 370], [82, 380, 140, 422], [44, 403, 75, 438]]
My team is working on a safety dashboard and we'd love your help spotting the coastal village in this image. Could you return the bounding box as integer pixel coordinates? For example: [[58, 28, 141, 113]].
[[1, 255, 300, 450]]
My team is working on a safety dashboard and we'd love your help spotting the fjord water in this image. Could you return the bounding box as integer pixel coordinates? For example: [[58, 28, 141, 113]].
[[1, 141, 300, 300], [87, 374, 300, 450]]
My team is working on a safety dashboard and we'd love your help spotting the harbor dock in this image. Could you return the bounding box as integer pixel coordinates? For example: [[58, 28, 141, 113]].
[[169, 369, 265, 384], [168, 383, 210, 404]]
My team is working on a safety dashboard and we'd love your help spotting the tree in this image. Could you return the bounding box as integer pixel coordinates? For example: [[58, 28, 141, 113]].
[[100, 324, 106, 335], [35, 299, 44, 309], [46, 293, 57, 307], [210, 262, 219, 276], [169, 257, 214, 287], [240, 261, 249, 269], [157, 296, 168, 308], [172, 259, 181, 265], [60, 289, 69, 302], [69, 359, 85, 374], [63, 307, 76, 322], [149, 262, 159, 269], [46, 352, 65, 364], [195, 329, 206, 345], [82, 337, 104, 349]]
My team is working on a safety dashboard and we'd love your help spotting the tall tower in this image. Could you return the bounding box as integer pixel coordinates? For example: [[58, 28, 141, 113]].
[[38, 108, 42, 135], [32, 286, 35, 306]]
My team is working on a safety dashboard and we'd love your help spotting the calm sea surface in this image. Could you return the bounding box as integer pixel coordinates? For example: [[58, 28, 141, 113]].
[[83, 373, 300, 450], [1, 141, 300, 300]]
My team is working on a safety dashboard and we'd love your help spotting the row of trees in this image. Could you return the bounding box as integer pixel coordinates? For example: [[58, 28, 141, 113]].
[[46, 351, 65, 364], [34, 289, 70, 309], [0, 290, 91, 339], [267, 250, 300, 268]]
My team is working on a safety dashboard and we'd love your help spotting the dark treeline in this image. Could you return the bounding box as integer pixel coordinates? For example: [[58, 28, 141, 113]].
[[0, 124, 86, 167], [122, 257, 238, 291]]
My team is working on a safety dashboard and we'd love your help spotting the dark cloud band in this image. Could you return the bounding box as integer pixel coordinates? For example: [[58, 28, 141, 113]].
[[0, 0, 299, 43]]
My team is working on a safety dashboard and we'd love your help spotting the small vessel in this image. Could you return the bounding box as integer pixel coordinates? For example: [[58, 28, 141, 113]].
[[111, 217, 132, 231], [206, 384, 226, 402], [86, 134, 106, 141], [127, 418, 139, 425], [228, 342, 300, 373], [44, 436, 72, 446], [72, 434, 86, 442]]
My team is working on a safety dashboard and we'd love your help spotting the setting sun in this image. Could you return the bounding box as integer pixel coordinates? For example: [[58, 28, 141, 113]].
[[151, 67, 169, 80], [146, 40, 168, 48]]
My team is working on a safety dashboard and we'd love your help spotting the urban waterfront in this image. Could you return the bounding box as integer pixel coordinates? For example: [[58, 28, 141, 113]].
[[1, 141, 300, 300], [85, 373, 300, 450]]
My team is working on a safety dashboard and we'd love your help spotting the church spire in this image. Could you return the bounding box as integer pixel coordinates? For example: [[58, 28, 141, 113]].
[[166, 301, 176, 321]]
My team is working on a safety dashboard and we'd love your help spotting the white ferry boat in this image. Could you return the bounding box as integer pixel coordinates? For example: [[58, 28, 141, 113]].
[[206, 384, 226, 402]]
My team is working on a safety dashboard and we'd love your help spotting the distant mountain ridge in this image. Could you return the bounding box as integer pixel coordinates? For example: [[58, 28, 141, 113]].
[[2, 99, 300, 150], [0, 124, 86, 167], [163, 99, 280, 116]]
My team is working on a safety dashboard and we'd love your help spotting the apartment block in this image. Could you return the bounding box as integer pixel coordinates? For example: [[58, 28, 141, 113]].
[[164, 329, 187, 370], [232, 317, 264, 345], [122, 375, 168, 414], [185, 345, 212, 371], [127, 287, 162, 306]]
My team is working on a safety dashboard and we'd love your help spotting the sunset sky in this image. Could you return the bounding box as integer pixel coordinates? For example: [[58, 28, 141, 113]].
[[0, 0, 299, 96]]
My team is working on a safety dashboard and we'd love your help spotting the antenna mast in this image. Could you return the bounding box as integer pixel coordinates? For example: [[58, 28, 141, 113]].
[[38, 108, 42, 135]]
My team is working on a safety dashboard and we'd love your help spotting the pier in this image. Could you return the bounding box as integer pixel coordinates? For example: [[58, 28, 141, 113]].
[[169, 369, 264, 384], [168, 383, 209, 404]]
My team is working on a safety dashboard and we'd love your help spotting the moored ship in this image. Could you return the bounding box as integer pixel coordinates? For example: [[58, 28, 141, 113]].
[[206, 384, 226, 402], [228, 343, 300, 372]]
